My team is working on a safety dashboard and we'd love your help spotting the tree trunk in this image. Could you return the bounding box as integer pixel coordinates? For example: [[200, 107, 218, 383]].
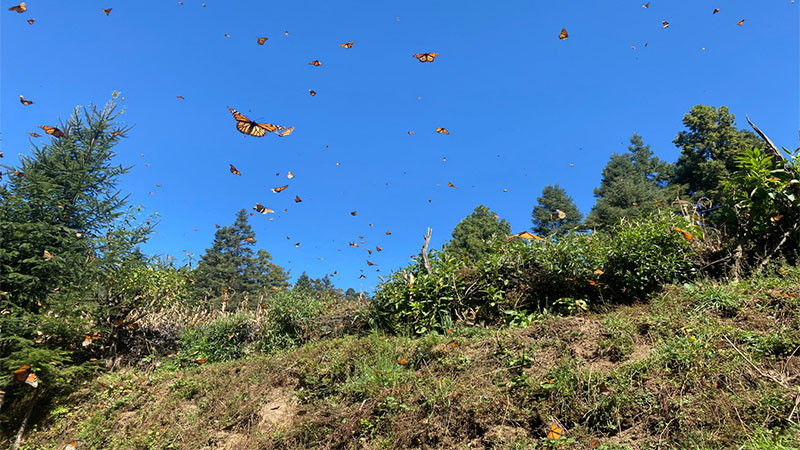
[[12, 390, 39, 450]]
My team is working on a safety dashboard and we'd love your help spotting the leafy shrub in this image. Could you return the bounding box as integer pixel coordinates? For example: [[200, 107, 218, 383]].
[[255, 289, 331, 352], [179, 313, 253, 363], [372, 213, 701, 334]]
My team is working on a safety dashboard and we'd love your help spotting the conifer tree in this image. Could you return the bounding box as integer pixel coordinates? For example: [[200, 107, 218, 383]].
[[531, 184, 583, 235], [447, 205, 511, 261], [672, 105, 761, 200], [586, 134, 673, 229], [194, 209, 288, 303]]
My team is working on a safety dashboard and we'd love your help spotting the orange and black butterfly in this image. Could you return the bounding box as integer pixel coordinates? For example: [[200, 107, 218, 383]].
[[229, 164, 241, 176], [366, 260, 375, 266], [39, 125, 64, 138], [412, 52, 438, 62], [662, 21, 669, 29], [278, 126, 294, 137], [558, 28, 568, 40], [8, 3, 26, 13], [257, 37, 267, 45], [350, 211, 357, 216], [713, 8, 720, 14], [546, 423, 563, 440], [294, 195, 302, 203], [19, 95, 33, 105], [253, 203, 273, 214], [176, 95, 184, 100], [309, 90, 316, 96], [737, 19, 745, 26], [447, 182, 456, 188], [642, 2, 649, 8], [26, 18, 33, 24], [102, 8, 112, 15], [227, 107, 284, 137], [43, 250, 54, 260], [271, 185, 288, 193], [309, 60, 322, 66], [29, 132, 41, 137], [340, 41, 354, 48], [436, 127, 449, 135]]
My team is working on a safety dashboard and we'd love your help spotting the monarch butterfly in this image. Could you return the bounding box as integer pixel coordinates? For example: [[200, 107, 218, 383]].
[[309, 60, 322, 66], [737, 19, 745, 26], [385, 231, 391, 235], [447, 181, 456, 188], [672, 226, 693, 241], [26, 18, 33, 24], [662, 21, 669, 29], [29, 132, 41, 137], [713, 8, 720, 14], [195, 358, 207, 364], [412, 52, 438, 62], [19, 95, 33, 105], [294, 195, 302, 203], [102, 8, 112, 15], [257, 37, 267, 45], [350, 211, 357, 216], [39, 125, 64, 137], [8, 3, 26, 13], [594, 269, 604, 275], [359, 274, 366, 279], [558, 28, 568, 40], [396, 356, 408, 365], [436, 127, 449, 135], [43, 250, 54, 261], [309, 90, 316, 96], [287, 171, 294, 179], [176, 95, 184, 100], [340, 41, 354, 48], [407, 131, 413, 135], [366, 260, 375, 266], [376, 246, 382, 251], [547, 423, 563, 439], [227, 107, 284, 137], [271, 185, 288, 193], [253, 203, 273, 214], [278, 126, 294, 137], [245, 237, 255, 242], [229, 164, 241, 175], [642, 2, 649, 8], [551, 209, 567, 220]]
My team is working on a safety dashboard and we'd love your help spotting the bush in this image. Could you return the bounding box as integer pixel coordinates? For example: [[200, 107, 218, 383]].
[[372, 213, 701, 334], [255, 289, 332, 352], [179, 313, 253, 363]]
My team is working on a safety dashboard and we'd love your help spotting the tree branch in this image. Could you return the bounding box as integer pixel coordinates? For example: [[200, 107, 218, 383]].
[[421, 228, 433, 275], [746, 115, 785, 164]]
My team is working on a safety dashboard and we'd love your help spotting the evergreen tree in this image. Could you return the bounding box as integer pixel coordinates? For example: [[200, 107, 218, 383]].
[[294, 272, 313, 292], [586, 134, 673, 229], [447, 205, 511, 261], [672, 105, 761, 200], [0, 95, 150, 399], [194, 209, 287, 303], [531, 184, 583, 235]]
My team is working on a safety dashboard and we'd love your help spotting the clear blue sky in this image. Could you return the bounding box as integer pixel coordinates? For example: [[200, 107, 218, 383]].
[[2, 1, 798, 291]]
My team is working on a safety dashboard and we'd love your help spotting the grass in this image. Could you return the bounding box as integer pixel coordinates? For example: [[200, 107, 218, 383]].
[[5, 268, 800, 449]]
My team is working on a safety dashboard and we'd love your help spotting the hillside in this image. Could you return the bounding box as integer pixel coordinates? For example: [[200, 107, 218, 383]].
[[8, 272, 800, 449]]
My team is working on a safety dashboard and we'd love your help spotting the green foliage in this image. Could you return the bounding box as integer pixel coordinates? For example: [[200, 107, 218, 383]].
[[193, 209, 289, 305], [179, 313, 253, 363], [373, 213, 699, 333], [720, 145, 800, 268], [446, 205, 511, 261], [531, 184, 584, 235], [672, 105, 761, 200], [256, 289, 332, 352], [0, 95, 152, 400], [586, 134, 673, 229]]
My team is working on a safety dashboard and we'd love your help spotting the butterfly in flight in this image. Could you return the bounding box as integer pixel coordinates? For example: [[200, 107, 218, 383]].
[[558, 28, 568, 40], [340, 41, 354, 49], [713, 8, 720, 14], [309, 60, 322, 66], [412, 52, 438, 62], [102, 8, 112, 15], [229, 164, 241, 175], [253, 203, 273, 214], [39, 125, 64, 138], [278, 126, 294, 137], [8, 3, 26, 13], [436, 127, 450, 135], [271, 185, 288, 193], [309, 90, 316, 96], [19, 95, 33, 105], [228, 107, 285, 137], [26, 18, 33, 24], [257, 37, 267, 45]]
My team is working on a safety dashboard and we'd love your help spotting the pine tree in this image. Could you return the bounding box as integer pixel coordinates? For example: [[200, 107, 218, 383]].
[[531, 184, 583, 235], [193, 209, 289, 303], [586, 134, 673, 229], [294, 272, 313, 292], [446, 205, 511, 261], [672, 105, 761, 200], [0, 94, 150, 400]]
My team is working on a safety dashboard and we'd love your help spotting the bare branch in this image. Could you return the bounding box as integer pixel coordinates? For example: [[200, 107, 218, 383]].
[[421, 228, 433, 275]]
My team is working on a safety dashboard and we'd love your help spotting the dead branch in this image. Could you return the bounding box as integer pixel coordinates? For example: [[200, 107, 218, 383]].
[[421, 227, 433, 275], [746, 115, 786, 164]]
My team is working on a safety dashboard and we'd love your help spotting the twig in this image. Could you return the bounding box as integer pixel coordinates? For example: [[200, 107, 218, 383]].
[[723, 335, 784, 387], [746, 116, 786, 164]]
